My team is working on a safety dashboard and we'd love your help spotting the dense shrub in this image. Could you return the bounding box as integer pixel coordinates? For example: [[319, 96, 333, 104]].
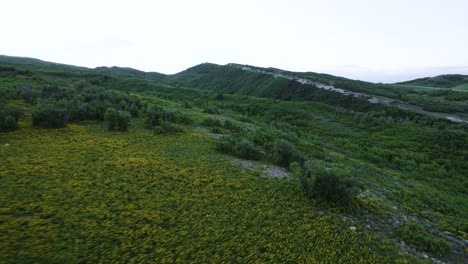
[[145, 105, 163, 127], [32, 100, 68, 128], [104, 108, 131, 131], [293, 162, 355, 206], [15, 86, 39, 103], [202, 117, 223, 127], [0, 111, 17, 132], [154, 121, 184, 134], [310, 173, 354, 206], [217, 136, 262, 160], [223, 119, 242, 132], [273, 140, 305, 167], [162, 108, 192, 124], [145, 106, 192, 128], [203, 106, 220, 114], [0, 105, 24, 132]]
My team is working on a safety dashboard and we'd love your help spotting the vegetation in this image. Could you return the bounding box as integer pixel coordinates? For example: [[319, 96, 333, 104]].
[[396, 74, 468, 88], [0, 55, 467, 263], [32, 100, 68, 128], [0, 105, 21, 132], [104, 108, 131, 131]]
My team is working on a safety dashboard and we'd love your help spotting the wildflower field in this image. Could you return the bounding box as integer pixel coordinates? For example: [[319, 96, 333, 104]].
[[1, 119, 404, 263]]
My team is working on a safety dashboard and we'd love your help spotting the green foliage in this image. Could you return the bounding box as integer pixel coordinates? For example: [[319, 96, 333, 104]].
[[0, 105, 23, 132], [104, 108, 131, 131], [32, 100, 68, 128], [161, 108, 192, 124], [145, 106, 193, 129], [145, 105, 163, 127], [201, 117, 223, 127], [223, 119, 242, 132], [153, 121, 185, 134], [393, 223, 451, 257], [397, 74, 468, 88], [203, 105, 220, 114], [273, 140, 305, 167], [0, 113, 17, 132], [296, 162, 355, 206], [216, 136, 262, 160]]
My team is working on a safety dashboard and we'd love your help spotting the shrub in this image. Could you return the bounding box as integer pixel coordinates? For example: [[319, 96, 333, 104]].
[[32, 100, 68, 128], [223, 120, 242, 132], [295, 162, 355, 206], [310, 173, 354, 206], [203, 106, 220, 114], [154, 121, 184, 134], [273, 140, 305, 167], [105, 108, 131, 131], [145, 106, 192, 128], [216, 136, 262, 160], [0, 111, 17, 132], [161, 108, 192, 124], [15, 86, 38, 103], [145, 105, 163, 127], [202, 117, 223, 127]]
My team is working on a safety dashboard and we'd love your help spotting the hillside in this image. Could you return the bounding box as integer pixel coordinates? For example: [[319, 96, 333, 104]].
[[397, 74, 468, 89], [167, 63, 468, 119], [1, 56, 467, 263]]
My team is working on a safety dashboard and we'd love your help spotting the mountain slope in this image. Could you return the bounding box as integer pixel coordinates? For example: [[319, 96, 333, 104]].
[[166, 63, 468, 122], [397, 74, 468, 88]]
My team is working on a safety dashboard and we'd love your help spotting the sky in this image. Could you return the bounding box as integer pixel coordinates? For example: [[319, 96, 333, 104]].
[[1, 0, 467, 83]]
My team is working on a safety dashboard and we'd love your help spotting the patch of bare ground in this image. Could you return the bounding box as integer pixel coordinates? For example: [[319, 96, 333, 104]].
[[231, 157, 291, 178]]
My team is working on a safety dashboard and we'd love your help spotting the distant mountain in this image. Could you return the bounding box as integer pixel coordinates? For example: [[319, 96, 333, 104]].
[[94, 66, 165, 79], [0, 55, 165, 80], [397, 74, 468, 88], [0, 55, 88, 70]]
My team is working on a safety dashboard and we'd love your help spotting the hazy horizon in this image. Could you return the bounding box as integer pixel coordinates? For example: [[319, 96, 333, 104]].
[[1, 0, 467, 83]]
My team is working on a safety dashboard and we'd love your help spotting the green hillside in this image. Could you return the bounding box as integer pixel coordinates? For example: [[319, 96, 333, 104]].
[[167, 63, 468, 114], [1, 56, 467, 263], [397, 74, 468, 88]]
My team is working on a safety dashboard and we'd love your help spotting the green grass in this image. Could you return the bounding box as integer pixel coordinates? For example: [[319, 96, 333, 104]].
[[0, 119, 407, 263]]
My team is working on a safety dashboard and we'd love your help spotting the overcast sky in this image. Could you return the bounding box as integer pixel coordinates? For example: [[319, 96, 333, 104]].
[[1, 0, 467, 83]]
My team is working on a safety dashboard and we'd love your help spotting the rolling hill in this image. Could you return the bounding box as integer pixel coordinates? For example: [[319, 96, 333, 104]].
[[397, 74, 468, 88]]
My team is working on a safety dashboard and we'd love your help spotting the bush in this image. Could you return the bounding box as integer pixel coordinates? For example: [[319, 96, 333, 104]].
[[32, 100, 68, 128], [145, 106, 192, 128], [105, 108, 131, 131], [217, 136, 262, 160], [295, 162, 355, 206], [223, 120, 242, 132], [203, 106, 220, 114], [0, 105, 23, 132], [310, 173, 354, 206], [273, 140, 305, 167], [154, 121, 184, 134], [0, 112, 17, 132], [202, 117, 223, 127], [145, 105, 163, 127]]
